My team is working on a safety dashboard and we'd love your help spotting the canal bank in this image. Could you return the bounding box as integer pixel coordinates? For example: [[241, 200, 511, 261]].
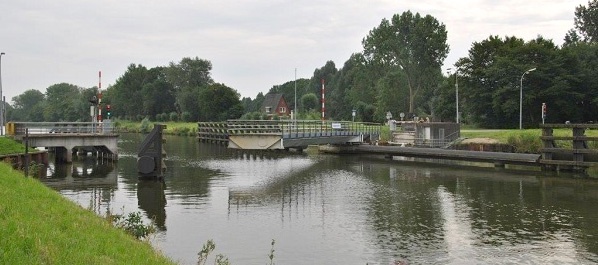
[[0, 162, 175, 264]]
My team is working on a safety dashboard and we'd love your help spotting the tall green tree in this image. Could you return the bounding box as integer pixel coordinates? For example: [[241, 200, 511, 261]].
[[560, 42, 598, 122], [566, 0, 598, 43], [164, 57, 214, 117], [197, 83, 244, 121], [363, 11, 449, 113], [140, 67, 176, 119], [374, 69, 410, 122], [342, 53, 381, 119], [44, 83, 84, 122], [458, 36, 576, 128], [107, 64, 150, 120], [11, 89, 45, 122], [300, 93, 319, 112]]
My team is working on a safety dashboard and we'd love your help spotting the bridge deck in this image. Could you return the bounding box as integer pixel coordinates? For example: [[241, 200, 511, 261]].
[[8, 122, 119, 163], [199, 120, 381, 150]]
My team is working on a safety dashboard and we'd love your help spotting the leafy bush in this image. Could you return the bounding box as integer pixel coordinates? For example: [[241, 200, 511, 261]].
[[172, 127, 190, 136], [140, 117, 152, 133], [507, 131, 542, 153], [109, 211, 156, 240], [181, 112, 192, 122], [169, 112, 179, 122], [240, 111, 263, 120]]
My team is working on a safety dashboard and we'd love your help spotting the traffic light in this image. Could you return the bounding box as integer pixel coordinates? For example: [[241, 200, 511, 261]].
[[106, 104, 111, 119], [88, 96, 98, 105]]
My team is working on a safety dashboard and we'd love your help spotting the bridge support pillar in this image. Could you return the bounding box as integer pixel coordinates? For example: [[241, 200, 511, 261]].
[[55, 146, 74, 163]]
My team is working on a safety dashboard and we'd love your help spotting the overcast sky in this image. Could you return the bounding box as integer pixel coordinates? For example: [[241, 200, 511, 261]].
[[0, 0, 587, 103]]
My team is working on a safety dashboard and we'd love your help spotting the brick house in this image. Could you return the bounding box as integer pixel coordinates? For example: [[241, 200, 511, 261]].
[[261, 93, 291, 118]]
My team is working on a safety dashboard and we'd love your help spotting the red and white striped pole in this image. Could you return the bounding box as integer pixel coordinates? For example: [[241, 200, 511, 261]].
[[98, 71, 102, 122], [321, 78, 325, 121]]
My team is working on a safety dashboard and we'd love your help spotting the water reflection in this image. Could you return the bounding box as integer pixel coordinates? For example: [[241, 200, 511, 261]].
[[39, 134, 598, 264], [137, 180, 167, 230], [41, 156, 117, 190]]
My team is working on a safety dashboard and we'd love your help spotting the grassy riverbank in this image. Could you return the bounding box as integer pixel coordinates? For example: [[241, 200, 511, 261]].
[[0, 163, 175, 265], [461, 128, 598, 152], [0, 137, 26, 155]]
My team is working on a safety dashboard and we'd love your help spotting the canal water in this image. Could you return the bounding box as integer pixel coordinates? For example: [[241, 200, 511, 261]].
[[39, 133, 598, 264]]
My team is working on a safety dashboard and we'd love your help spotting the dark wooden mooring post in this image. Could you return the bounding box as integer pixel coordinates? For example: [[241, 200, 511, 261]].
[[540, 123, 598, 173], [137, 124, 167, 179]]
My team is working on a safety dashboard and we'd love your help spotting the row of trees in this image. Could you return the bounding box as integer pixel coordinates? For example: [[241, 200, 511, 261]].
[[7, 1, 598, 129], [242, 1, 598, 128], [103, 57, 243, 121], [8, 57, 244, 122]]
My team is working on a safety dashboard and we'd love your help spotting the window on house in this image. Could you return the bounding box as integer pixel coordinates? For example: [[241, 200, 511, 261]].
[[265, 107, 272, 113], [279, 107, 286, 113]]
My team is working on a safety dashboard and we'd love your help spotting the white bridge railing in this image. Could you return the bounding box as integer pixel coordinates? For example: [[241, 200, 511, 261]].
[[224, 120, 381, 138], [7, 122, 115, 136]]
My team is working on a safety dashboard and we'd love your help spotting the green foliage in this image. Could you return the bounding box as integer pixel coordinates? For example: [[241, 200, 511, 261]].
[[169, 112, 179, 121], [140, 117, 152, 133], [567, 0, 598, 43], [196, 239, 276, 265], [182, 111, 193, 122], [171, 127, 191, 136], [10, 89, 46, 122], [197, 240, 230, 265], [197, 83, 244, 121], [24, 161, 43, 178], [300, 93, 319, 112], [109, 211, 156, 240], [240, 111, 263, 120], [363, 11, 449, 113], [156, 113, 168, 122], [506, 131, 542, 153], [301, 110, 322, 120], [0, 137, 26, 155]]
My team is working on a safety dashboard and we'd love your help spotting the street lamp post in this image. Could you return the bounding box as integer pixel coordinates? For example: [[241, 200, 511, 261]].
[[448, 67, 460, 123], [294, 68, 297, 121], [455, 69, 459, 124], [519, 67, 536, 130], [0, 52, 5, 136]]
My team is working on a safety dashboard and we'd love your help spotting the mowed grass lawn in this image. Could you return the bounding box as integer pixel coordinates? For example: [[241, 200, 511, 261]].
[[0, 163, 176, 265], [461, 128, 598, 144]]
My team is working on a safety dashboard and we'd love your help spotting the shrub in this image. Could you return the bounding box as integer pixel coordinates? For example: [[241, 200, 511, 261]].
[[140, 118, 152, 133], [507, 131, 542, 153], [109, 211, 156, 240], [181, 112, 192, 122], [169, 112, 179, 122]]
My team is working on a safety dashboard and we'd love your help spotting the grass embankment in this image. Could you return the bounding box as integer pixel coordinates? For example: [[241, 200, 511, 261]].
[[0, 163, 175, 265], [461, 128, 598, 153], [0, 137, 26, 155]]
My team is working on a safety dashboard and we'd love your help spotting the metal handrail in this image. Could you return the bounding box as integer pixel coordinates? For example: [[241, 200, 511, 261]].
[[8, 122, 115, 136]]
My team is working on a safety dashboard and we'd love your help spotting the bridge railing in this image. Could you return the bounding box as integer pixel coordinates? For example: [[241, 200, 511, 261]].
[[7, 122, 115, 136], [227, 120, 282, 135], [225, 120, 381, 138], [280, 120, 381, 138]]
